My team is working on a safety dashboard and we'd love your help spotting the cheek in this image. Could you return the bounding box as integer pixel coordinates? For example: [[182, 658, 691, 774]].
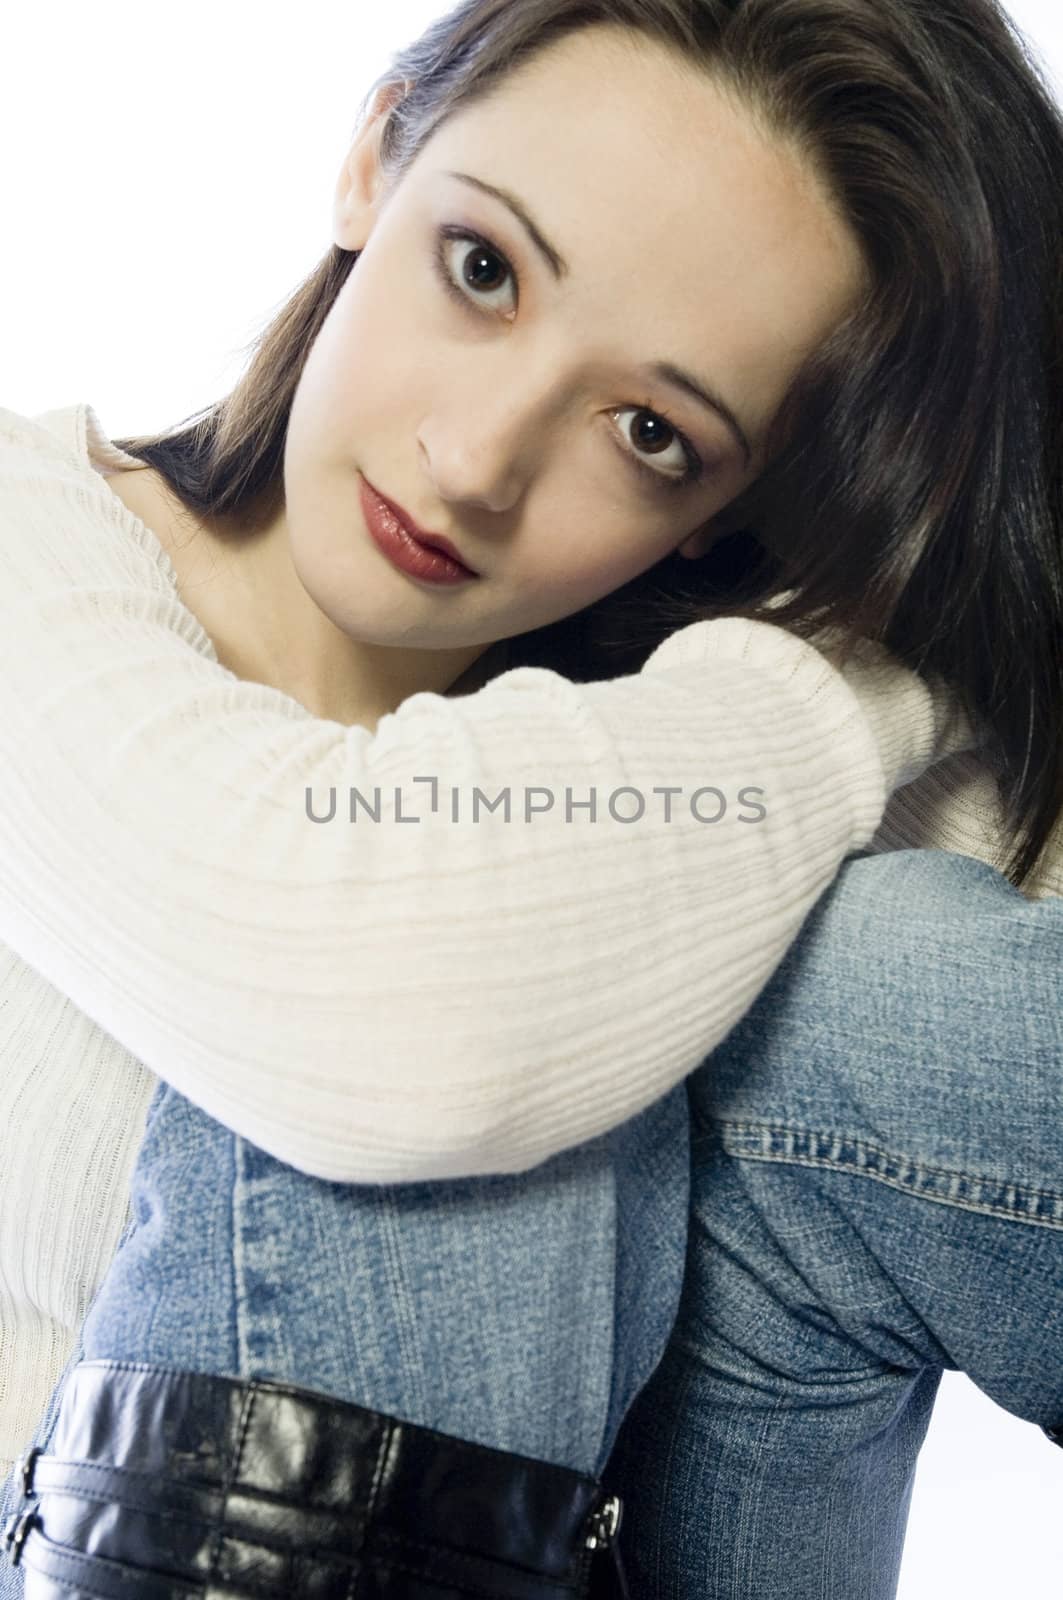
[[534, 531, 672, 615], [297, 264, 420, 443]]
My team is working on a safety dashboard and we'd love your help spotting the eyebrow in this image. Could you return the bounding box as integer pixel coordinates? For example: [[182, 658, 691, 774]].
[[444, 168, 754, 469], [445, 169, 570, 280]]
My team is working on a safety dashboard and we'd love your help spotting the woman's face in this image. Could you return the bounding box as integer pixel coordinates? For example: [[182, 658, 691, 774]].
[[284, 23, 867, 667]]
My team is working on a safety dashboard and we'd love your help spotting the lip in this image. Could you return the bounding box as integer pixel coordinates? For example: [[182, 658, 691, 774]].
[[359, 475, 479, 584]]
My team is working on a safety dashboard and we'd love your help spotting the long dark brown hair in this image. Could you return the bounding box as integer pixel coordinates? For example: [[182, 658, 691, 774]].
[[113, 0, 1063, 889]]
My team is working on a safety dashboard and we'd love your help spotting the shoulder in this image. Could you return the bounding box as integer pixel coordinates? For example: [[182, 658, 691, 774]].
[[1, 400, 147, 488], [0, 403, 86, 477], [0, 403, 179, 596]]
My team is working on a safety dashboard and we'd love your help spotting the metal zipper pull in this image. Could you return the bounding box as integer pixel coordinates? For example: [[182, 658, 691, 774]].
[[585, 1493, 632, 1597], [586, 1493, 623, 1551]]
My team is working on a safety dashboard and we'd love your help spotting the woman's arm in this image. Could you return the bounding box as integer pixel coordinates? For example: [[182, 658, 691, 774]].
[[0, 408, 970, 1182]]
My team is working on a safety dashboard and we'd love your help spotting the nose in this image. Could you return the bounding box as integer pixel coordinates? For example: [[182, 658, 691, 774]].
[[416, 388, 546, 517]]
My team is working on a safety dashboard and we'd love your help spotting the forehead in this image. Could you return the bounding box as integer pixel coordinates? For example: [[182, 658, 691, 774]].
[[410, 25, 867, 441]]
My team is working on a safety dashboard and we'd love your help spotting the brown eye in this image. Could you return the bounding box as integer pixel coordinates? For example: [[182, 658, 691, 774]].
[[630, 412, 675, 455], [462, 245, 508, 293], [612, 405, 700, 489], [435, 227, 518, 314]]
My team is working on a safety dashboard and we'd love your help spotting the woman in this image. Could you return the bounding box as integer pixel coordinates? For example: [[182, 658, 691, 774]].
[[0, 0, 1060, 1593]]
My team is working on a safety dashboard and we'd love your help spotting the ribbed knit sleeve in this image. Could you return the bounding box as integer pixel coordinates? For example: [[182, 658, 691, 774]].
[[0, 407, 973, 1181]]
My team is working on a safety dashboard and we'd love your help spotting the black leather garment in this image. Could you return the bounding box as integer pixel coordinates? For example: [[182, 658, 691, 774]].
[[3, 1360, 631, 1598]]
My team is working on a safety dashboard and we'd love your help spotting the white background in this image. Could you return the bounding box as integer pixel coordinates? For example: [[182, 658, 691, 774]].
[[3, 4, 1061, 1592]]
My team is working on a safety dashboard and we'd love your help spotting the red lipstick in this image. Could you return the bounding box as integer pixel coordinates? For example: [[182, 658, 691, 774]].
[[359, 475, 478, 585]]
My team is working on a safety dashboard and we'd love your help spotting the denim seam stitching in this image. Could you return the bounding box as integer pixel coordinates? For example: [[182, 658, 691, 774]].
[[708, 1120, 1063, 1229]]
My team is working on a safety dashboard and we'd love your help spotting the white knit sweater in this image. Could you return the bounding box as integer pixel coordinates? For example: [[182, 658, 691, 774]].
[[0, 400, 1057, 1481]]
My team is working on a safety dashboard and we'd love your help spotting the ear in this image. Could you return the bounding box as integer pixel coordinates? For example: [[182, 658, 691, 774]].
[[676, 524, 713, 560], [333, 80, 411, 251]]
